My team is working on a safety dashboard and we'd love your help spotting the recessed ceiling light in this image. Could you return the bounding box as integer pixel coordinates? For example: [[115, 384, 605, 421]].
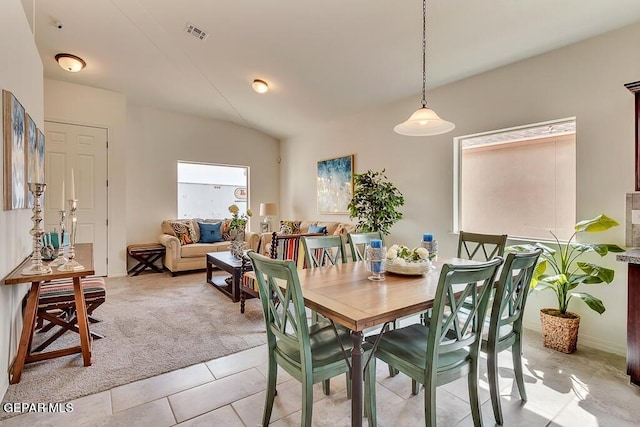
[[252, 79, 269, 94], [55, 53, 86, 72]]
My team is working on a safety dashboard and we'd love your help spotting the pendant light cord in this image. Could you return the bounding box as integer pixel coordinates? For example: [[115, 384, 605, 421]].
[[421, 0, 427, 108]]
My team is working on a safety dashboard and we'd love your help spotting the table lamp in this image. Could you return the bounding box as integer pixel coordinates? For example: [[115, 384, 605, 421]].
[[259, 202, 278, 232]]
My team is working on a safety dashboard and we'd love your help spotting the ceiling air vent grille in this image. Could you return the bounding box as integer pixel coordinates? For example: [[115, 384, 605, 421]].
[[184, 22, 209, 41]]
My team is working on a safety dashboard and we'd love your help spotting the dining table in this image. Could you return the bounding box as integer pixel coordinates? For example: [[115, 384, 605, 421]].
[[3, 243, 95, 384], [294, 257, 481, 427]]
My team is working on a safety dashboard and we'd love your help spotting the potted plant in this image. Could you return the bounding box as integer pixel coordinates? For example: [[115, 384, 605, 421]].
[[347, 169, 404, 235], [511, 214, 624, 353]]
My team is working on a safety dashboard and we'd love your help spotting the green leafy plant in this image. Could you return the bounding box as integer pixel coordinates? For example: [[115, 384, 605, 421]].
[[511, 214, 624, 316], [347, 169, 404, 235], [228, 204, 252, 231]]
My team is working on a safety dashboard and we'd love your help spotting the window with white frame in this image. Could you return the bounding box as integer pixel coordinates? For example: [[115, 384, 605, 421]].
[[177, 162, 249, 219], [455, 118, 576, 241]]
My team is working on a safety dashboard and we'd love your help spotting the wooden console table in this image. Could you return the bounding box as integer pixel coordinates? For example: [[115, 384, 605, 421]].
[[616, 250, 640, 386], [3, 243, 95, 384]]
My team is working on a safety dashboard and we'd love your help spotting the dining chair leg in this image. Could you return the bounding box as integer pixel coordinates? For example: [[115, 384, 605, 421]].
[[322, 379, 330, 395], [302, 375, 314, 427], [346, 371, 352, 399], [512, 337, 527, 401], [486, 344, 503, 425], [424, 378, 437, 427], [262, 356, 278, 426], [469, 357, 484, 427], [365, 356, 377, 427], [411, 379, 420, 395]]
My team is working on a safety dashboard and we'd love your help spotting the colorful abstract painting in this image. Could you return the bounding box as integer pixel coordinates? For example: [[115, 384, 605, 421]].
[[3, 90, 26, 210], [26, 113, 37, 208], [317, 154, 354, 214]]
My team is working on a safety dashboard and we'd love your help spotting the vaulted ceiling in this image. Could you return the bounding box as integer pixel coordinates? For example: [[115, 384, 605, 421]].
[[26, 0, 640, 139]]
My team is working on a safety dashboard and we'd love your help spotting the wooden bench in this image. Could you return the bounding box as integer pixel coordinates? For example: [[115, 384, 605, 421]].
[[34, 276, 106, 353], [127, 243, 166, 276]]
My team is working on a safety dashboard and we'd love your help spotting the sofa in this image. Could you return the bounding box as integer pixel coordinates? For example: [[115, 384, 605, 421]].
[[158, 218, 260, 275]]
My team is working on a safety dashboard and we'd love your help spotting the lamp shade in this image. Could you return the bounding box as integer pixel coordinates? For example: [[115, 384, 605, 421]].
[[55, 53, 86, 72], [259, 202, 278, 216], [394, 107, 455, 136]]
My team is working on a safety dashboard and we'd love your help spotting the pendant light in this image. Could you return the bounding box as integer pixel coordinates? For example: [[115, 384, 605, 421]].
[[394, 0, 454, 136]]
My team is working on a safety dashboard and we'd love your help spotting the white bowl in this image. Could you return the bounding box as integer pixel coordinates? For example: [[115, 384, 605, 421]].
[[385, 260, 431, 275]]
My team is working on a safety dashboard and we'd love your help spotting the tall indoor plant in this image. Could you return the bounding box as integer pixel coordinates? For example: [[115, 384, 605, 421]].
[[511, 214, 624, 353], [347, 169, 404, 235]]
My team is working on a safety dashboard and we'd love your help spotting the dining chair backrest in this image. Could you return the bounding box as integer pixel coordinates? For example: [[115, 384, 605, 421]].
[[301, 235, 347, 268], [427, 257, 503, 360], [457, 231, 508, 261], [247, 251, 311, 363], [347, 231, 384, 261], [487, 248, 542, 348]]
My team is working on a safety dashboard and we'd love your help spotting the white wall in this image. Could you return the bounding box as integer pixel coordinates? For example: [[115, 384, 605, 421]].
[[44, 79, 127, 276], [0, 0, 43, 401], [125, 105, 280, 244], [282, 23, 640, 355]]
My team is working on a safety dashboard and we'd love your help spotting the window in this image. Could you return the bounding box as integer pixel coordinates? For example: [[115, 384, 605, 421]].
[[455, 118, 576, 241], [177, 162, 249, 219]]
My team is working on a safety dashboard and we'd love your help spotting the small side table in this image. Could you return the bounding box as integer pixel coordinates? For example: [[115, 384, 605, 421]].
[[127, 244, 166, 276]]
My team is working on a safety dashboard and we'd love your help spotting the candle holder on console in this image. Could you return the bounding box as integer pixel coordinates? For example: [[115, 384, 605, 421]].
[[58, 199, 84, 271], [22, 183, 52, 276], [48, 209, 67, 267]]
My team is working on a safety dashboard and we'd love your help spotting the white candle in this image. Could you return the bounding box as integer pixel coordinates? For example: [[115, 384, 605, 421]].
[[60, 180, 65, 210], [34, 164, 40, 183], [70, 169, 76, 200]]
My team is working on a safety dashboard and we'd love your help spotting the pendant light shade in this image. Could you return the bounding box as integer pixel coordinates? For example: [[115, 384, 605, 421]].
[[394, 107, 455, 136], [395, 0, 454, 137]]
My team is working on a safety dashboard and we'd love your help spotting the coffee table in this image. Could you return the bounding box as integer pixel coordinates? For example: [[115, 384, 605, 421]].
[[206, 251, 250, 302]]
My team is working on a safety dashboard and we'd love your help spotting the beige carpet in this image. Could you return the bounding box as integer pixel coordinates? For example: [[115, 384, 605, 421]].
[[0, 270, 266, 418]]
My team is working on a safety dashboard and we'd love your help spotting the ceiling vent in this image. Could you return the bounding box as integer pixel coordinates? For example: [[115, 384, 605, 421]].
[[184, 22, 209, 41]]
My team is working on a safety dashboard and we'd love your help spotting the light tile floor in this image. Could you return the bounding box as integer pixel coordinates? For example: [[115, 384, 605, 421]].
[[1, 323, 640, 427]]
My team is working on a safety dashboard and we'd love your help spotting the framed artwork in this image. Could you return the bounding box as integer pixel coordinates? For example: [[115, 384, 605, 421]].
[[260, 222, 270, 233], [3, 90, 27, 210], [317, 154, 354, 214], [25, 113, 37, 208]]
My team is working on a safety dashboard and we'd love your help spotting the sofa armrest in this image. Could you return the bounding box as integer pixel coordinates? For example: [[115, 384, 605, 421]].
[[244, 231, 260, 252], [158, 234, 181, 264]]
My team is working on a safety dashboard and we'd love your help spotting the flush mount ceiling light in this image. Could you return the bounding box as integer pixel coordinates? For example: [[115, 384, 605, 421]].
[[252, 79, 269, 94], [55, 53, 86, 73], [394, 0, 454, 136]]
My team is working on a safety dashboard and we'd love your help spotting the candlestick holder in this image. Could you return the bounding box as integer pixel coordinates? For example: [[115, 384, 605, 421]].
[[48, 210, 68, 267], [22, 183, 52, 276], [58, 199, 84, 271]]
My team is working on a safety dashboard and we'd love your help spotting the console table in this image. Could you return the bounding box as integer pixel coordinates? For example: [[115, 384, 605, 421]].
[[616, 249, 640, 386], [3, 243, 95, 384]]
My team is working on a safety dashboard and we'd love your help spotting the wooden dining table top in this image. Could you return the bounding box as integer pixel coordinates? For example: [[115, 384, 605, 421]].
[[294, 257, 480, 332]]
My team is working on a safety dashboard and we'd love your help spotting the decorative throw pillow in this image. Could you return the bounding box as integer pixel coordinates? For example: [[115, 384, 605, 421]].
[[198, 222, 224, 243], [333, 224, 347, 236], [221, 219, 234, 241], [170, 221, 196, 245], [308, 225, 327, 234], [279, 220, 302, 235]]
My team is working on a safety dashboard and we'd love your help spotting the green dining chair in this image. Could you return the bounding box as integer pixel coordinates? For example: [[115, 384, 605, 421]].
[[457, 231, 508, 261], [367, 257, 503, 427], [301, 235, 348, 268], [347, 231, 384, 261], [247, 251, 376, 427], [300, 235, 350, 395], [484, 248, 542, 425]]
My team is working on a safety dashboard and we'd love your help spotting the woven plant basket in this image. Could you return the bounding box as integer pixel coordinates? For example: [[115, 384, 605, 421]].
[[540, 309, 580, 354]]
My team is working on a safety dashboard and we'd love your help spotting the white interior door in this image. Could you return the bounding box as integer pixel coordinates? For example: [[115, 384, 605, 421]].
[[44, 121, 108, 275]]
